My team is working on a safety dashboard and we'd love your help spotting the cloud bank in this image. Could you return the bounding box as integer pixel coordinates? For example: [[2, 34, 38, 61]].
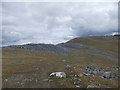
[[2, 2, 118, 46]]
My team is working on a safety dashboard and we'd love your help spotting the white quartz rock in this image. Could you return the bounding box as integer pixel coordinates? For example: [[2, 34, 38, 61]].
[[50, 72, 66, 78]]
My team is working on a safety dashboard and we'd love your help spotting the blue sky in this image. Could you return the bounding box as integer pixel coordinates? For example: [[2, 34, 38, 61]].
[[2, 2, 118, 46]]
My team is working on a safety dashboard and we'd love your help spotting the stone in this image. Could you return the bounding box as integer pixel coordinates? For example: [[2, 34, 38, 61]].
[[4, 79, 8, 82], [62, 60, 66, 62], [16, 81, 20, 84], [78, 74, 83, 77], [47, 77, 51, 79], [98, 70, 104, 74], [74, 81, 81, 85], [85, 67, 90, 71], [90, 67, 95, 71], [43, 79, 49, 81], [102, 72, 115, 79], [72, 77, 81, 81], [83, 72, 91, 76], [65, 65, 71, 68], [75, 85, 80, 88], [35, 79, 38, 82], [69, 74, 74, 77], [70, 77, 81, 85], [75, 75, 78, 77], [92, 71, 98, 74], [50, 72, 66, 78], [48, 79, 53, 82], [112, 67, 119, 71], [87, 85, 94, 88]]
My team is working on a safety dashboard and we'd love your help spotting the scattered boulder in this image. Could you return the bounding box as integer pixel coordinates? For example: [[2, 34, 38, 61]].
[[101, 72, 115, 79], [50, 72, 66, 78]]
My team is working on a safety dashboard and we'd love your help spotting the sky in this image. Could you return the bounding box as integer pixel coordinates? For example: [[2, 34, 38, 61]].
[[1, 2, 118, 46]]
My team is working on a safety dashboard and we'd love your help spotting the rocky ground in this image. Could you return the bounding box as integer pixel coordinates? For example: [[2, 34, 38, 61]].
[[46, 65, 119, 88], [2, 36, 119, 88], [3, 64, 119, 88]]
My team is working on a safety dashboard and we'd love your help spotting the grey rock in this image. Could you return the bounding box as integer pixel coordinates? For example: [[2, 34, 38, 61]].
[[102, 72, 115, 79], [4, 79, 8, 82], [87, 85, 94, 88], [43, 79, 49, 82], [78, 74, 83, 77], [69, 74, 75, 77], [72, 77, 81, 81], [83, 72, 91, 76], [112, 67, 119, 71], [92, 70, 99, 74], [75, 85, 81, 88], [65, 65, 71, 68], [48, 79, 53, 82], [71, 77, 81, 85], [24, 78, 33, 82], [97, 70, 104, 74], [73, 81, 81, 85]]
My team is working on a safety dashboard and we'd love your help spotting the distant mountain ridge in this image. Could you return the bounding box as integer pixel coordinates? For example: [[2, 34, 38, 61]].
[[3, 43, 68, 55], [2, 35, 119, 56]]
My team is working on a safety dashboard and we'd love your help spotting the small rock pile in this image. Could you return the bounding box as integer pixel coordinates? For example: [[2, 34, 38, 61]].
[[101, 72, 117, 79], [70, 77, 81, 88], [46, 65, 119, 88], [65, 65, 81, 88], [76, 66, 118, 80]]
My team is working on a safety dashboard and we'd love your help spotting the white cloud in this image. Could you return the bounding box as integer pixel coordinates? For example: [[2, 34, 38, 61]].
[[2, 2, 118, 46]]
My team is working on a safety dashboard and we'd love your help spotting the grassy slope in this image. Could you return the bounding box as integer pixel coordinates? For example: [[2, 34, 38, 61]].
[[2, 36, 119, 88]]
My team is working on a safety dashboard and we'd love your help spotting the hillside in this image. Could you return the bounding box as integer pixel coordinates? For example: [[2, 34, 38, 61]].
[[2, 36, 119, 88]]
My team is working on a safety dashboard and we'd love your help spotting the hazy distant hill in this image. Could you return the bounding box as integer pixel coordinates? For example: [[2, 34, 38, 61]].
[[3, 43, 68, 55], [2, 36, 119, 88]]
